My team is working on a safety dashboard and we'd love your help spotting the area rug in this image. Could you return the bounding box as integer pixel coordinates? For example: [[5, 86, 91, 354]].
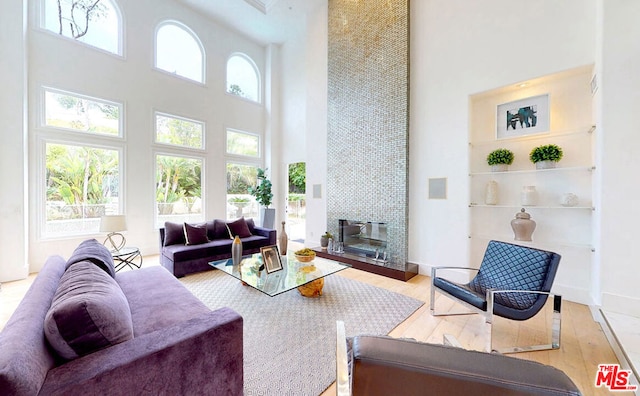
[[180, 269, 424, 396]]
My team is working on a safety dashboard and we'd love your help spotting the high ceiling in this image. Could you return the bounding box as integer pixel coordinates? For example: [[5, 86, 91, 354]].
[[177, 0, 326, 45]]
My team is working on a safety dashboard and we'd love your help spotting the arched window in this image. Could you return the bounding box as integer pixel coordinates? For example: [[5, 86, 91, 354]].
[[42, 0, 122, 55], [155, 22, 204, 83], [226, 54, 260, 103]]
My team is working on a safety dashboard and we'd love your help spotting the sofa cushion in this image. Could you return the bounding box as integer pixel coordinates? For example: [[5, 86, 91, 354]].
[[164, 221, 186, 246], [65, 238, 116, 278], [246, 217, 256, 234], [184, 222, 209, 245], [207, 219, 230, 240], [226, 217, 252, 239], [44, 261, 134, 361]]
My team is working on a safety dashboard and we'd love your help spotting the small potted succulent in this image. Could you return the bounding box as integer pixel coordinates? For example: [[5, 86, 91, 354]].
[[529, 144, 563, 169], [486, 148, 514, 172], [320, 231, 333, 249]]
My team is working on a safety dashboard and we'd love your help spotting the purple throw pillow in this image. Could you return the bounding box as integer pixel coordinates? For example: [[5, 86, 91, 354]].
[[164, 221, 186, 246], [183, 223, 209, 245], [44, 261, 134, 361], [226, 217, 252, 239]]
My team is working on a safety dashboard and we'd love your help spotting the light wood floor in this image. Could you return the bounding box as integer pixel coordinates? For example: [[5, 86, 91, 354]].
[[0, 254, 624, 396]]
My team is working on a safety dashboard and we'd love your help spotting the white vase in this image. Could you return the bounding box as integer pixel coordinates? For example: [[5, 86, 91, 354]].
[[521, 186, 538, 206], [491, 164, 508, 172], [485, 180, 498, 205], [561, 193, 579, 207]]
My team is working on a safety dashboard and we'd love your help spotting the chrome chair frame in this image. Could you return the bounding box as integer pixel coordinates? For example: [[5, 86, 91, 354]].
[[430, 265, 562, 354]]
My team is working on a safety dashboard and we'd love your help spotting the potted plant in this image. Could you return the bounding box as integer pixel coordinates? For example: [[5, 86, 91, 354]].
[[486, 148, 514, 172], [529, 144, 563, 169], [320, 231, 333, 249], [248, 168, 274, 228]]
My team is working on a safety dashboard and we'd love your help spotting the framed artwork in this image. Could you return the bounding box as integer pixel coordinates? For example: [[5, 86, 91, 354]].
[[496, 94, 549, 139], [261, 245, 283, 273]]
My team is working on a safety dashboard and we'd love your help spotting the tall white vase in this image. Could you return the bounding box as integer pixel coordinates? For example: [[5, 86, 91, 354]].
[[521, 186, 538, 206], [485, 180, 498, 205]]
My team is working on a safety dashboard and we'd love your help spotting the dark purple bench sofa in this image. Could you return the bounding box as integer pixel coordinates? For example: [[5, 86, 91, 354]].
[[160, 218, 276, 278], [0, 241, 243, 395]]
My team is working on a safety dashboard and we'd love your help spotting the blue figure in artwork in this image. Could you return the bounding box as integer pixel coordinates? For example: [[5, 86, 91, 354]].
[[506, 106, 537, 130]]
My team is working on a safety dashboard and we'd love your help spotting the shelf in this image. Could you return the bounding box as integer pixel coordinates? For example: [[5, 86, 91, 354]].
[[470, 166, 594, 176], [469, 234, 594, 251], [469, 204, 594, 210], [469, 125, 595, 147]]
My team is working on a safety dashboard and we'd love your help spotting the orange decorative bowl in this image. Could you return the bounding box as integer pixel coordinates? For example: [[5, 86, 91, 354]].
[[295, 252, 315, 262]]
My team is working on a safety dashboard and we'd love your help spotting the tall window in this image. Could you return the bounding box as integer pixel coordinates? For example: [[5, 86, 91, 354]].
[[155, 22, 204, 83], [44, 88, 122, 137], [226, 54, 260, 102], [226, 129, 259, 157], [41, 0, 122, 55], [45, 143, 120, 236], [226, 163, 259, 220], [156, 154, 203, 225], [155, 112, 204, 149]]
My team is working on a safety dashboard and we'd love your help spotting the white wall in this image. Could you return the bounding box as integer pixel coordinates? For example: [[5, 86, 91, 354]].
[[597, 0, 640, 316], [408, 0, 596, 291], [18, 0, 268, 273], [0, 0, 29, 282]]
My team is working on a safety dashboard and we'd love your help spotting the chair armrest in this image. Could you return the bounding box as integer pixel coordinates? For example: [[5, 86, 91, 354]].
[[336, 321, 351, 396], [253, 226, 277, 245], [431, 266, 479, 279], [40, 307, 243, 395]]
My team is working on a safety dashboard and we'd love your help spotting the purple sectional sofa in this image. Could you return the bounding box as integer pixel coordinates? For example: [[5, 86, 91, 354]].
[[0, 240, 243, 395], [160, 218, 276, 278]]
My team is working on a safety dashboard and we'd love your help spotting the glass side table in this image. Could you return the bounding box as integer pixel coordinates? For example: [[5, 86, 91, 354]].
[[110, 247, 142, 272]]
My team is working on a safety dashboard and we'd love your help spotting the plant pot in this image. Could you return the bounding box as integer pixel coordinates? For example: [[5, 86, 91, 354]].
[[260, 208, 275, 229], [490, 164, 508, 172], [535, 160, 556, 170], [320, 236, 329, 249]]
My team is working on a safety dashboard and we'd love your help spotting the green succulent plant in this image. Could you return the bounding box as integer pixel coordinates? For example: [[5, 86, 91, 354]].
[[529, 144, 563, 163], [248, 168, 273, 207], [486, 148, 514, 165]]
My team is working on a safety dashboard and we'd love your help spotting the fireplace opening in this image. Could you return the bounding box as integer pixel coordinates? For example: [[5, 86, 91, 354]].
[[338, 219, 387, 259]]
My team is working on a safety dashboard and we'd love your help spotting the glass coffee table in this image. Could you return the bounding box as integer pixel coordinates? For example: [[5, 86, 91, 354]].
[[209, 252, 349, 297]]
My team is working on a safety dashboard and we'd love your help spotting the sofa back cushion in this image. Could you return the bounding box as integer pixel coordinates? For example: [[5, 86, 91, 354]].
[[164, 221, 186, 246], [0, 256, 66, 396], [44, 261, 134, 361], [184, 222, 209, 245], [226, 217, 252, 238], [207, 219, 231, 240], [65, 238, 116, 278]]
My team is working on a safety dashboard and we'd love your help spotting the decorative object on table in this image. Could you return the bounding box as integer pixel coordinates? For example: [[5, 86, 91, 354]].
[[297, 265, 324, 297], [486, 148, 514, 172], [496, 94, 550, 139], [511, 208, 537, 241], [100, 215, 127, 251], [232, 235, 243, 265], [278, 221, 288, 255], [484, 180, 499, 205], [521, 185, 538, 206], [294, 247, 316, 263], [333, 241, 345, 254], [248, 168, 274, 228], [261, 245, 283, 273], [560, 192, 579, 207], [320, 231, 333, 249], [529, 144, 563, 169]]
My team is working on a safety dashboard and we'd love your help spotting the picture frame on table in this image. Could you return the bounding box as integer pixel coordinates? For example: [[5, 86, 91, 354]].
[[261, 245, 283, 274], [496, 94, 550, 139]]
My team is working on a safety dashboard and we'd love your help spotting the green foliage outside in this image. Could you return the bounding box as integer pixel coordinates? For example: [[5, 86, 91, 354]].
[[529, 144, 563, 163], [227, 164, 257, 194], [157, 115, 202, 148], [49, 93, 119, 136], [228, 84, 244, 97], [46, 144, 118, 219], [288, 162, 306, 193], [486, 148, 514, 165], [156, 156, 202, 213]]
